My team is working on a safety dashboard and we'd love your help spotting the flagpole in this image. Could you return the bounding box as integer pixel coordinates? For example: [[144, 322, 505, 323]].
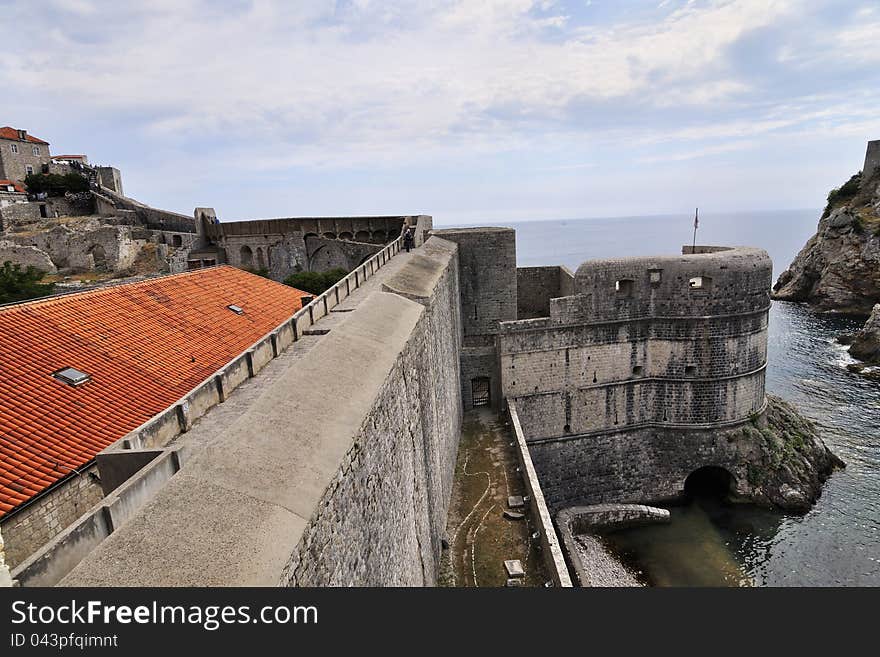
[[692, 207, 698, 250]]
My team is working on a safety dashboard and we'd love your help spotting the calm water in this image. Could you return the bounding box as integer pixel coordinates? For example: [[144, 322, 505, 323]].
[[439, 210, 880, 586]]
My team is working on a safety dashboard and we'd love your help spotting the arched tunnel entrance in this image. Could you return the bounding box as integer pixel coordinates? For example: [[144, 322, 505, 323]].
[[684, 466, 735, 501]]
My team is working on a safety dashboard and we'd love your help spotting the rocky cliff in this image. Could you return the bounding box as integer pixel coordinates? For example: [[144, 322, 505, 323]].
[[772, 167, 880, 315], [841, 303, 880, 365], [737, 395, 843, 511]]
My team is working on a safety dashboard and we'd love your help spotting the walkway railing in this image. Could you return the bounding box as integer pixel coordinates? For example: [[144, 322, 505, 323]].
[[291, 234, 403, 337]]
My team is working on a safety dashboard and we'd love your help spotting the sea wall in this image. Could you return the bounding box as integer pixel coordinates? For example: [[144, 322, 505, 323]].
[[528, 395, 839, 513]]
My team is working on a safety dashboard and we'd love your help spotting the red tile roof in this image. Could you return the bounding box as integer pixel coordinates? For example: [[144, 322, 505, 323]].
[[0, 266, 312, 518], [0, 179, 25, 193], [0, 127, 49, 145]]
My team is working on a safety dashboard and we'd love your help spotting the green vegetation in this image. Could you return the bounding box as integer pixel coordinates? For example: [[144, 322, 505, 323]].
[[24, 172, 90, 197], [0, 262, 55, 304], [244, 267, 270, 278], [822, 172, 862, 218], [283, 268, 348, 295]]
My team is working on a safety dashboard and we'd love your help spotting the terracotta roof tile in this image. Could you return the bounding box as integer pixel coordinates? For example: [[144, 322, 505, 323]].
[[0, 266, 312, 518], [0, 180, 26, 193], [0, 127, 49, 145]]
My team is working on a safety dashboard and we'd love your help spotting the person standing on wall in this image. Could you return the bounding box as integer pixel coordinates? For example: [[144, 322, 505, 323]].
[[403, 225, 415, 253]]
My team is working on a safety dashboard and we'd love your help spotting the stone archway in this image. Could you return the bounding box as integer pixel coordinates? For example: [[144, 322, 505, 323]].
[[684, 466, 735, 500], [88, 244, 108, 272], [240, 245, 253, 268]]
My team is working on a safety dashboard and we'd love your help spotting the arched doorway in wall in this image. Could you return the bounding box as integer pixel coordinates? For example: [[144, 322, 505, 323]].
[[372, 230, 386, 244], [339, 232, 353, 241], [355, 230, 370, 242], [172, 234, 183, 247], [471, 377, 491, 407], [256, 247, 266, 270], [322, 232, 337, 240], [240, 245, 253, 268], [684, 466, 735, 500], [88, 244, 108, 272]]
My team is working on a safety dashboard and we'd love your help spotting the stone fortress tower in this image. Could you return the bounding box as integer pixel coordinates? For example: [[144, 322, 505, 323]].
[[431, 229, 811, 513]]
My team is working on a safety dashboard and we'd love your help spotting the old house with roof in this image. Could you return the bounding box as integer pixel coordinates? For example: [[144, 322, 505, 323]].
[[0, 127, 51, 184], [0, 266, 313, 569]]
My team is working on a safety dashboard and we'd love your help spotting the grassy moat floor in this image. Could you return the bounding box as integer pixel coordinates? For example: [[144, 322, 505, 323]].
[[438, 408, 549, 587]]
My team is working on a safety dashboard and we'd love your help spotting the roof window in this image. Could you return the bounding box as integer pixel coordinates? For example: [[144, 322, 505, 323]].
[[53, 367, 91, 387], [227, 304, 244, 315]]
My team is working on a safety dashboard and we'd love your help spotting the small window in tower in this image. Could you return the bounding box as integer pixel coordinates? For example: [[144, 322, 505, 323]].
[[649, 269, 662, 285], [685, 365, 697, 376], [32, 146, 40, 156], [632, 366, 644, 376], [53, 367, 91, 387], [11, 144, 18, 154], [615, 279, 634, 297], [689, 276, 712, 291]]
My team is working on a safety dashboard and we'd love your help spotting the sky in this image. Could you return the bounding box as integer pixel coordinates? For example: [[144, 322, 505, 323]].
[[2, 0, 879, 224]]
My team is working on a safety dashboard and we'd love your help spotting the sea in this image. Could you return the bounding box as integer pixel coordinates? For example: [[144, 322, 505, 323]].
[[438, 210, 880, 586]]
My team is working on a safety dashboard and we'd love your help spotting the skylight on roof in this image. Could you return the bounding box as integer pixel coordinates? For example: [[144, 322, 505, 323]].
[[53, 367, 91, 387], [227, 304, 244, 315]]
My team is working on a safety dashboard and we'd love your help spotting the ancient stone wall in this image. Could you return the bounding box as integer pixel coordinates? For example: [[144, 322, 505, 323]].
[[0, 525, 11, 586], [0, 201, 41, 228], [430, 227, 517, 410], [203, 215, 409, 280], [10, 223, 149, 273], [0, 241, 56, 272], [864, 140, 880, 185], [0, 466, 104, 569], [97, 188, 195, 233], [517, 266, 575, 319], [501, 246, 771, 441], [305, 236, 381, 273], [282, 238, 463, 585]]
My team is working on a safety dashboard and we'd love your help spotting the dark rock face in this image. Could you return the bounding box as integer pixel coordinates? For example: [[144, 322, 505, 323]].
[[738, 395, 844, 511], [772, 174, 880, 315], [847, 304, 880, 364]]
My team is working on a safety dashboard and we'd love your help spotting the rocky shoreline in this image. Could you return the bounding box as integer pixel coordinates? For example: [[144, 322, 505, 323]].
[[572, 534, 643, 587]]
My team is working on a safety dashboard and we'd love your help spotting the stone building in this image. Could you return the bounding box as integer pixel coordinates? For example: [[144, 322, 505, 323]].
[[0, 126, 51, 183]]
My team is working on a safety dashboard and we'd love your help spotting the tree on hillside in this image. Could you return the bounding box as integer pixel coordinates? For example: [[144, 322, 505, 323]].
[[283, 268, 348, 295], [24, 172, 90, 197], [0, 262, 55, 304]]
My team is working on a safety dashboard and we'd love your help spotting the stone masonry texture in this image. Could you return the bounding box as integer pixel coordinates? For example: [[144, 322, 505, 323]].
[[431, 227, 517, 410], [1, 466, 103, 568]]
